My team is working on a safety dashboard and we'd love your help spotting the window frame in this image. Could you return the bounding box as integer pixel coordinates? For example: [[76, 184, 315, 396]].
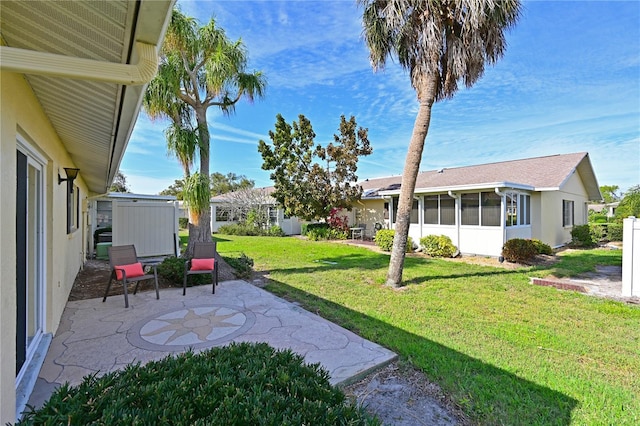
[[66, 183, 79, 234], [563, 200, 574, 227]]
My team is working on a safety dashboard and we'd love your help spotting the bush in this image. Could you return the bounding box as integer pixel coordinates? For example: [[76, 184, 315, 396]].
[[218, 223, 261, 236], [608, 223, 623, 241], [571, 224, 596, 247], [374, 229, 395, 251], [589, 223, 607, 243], [268, 225, 285, 237], [590, 214, 608, 224], [18, 342, 376, 425], [225, 252, 254, 278], [178, 217, 189, 229], [531, 239, 553, 255], [374, 230, 413, 252], [157, 256, 208, 286], [303, 223, 330, 236], [419, 235, 457, 258], [502, 238, 538, 263]]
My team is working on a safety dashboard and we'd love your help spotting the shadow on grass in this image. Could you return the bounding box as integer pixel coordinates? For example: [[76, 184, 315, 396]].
[[265, 278, 578, 425]]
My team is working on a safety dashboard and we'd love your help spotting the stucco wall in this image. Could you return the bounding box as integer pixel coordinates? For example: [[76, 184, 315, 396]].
[[1, 70, 88, 423]]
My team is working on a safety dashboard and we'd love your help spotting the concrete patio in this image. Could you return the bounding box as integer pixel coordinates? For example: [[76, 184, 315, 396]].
[[27, 279, 397, 410]]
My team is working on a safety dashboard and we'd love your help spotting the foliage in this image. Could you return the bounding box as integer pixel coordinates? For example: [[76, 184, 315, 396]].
[[614, 185, 640, 222], [374, 229, 395, 251], [224, 253, 254, 278], [589, 223, 606, 243], [220, 187, 273, 230], [160, 179, 185, 199], [303, 223, 330, 236], [108, 171, 129, 193], [217, 223, 284, 237], [216, 236, 633, 425], [589, 213, 608, 224], [157, 256, 207, 286], [607, 223, 623, 241], [420, 235, 457, 258], [258, 114, 372, 221], [530, 239, 553, 255], [306, 226, 347, 241], [501, 238, 538, 263], [178, 217, 189, 229], [268, 225, 286, 237], [18, 342, 376, 425], [571, 224, 596, 248], [327, 208, 350, 233], [599, 185, 621, 203], [210, 172, 254, 196], [183, 172, 210, 217]]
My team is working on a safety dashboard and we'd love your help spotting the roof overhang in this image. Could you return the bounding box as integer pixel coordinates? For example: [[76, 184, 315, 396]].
[[0, 0, 175, 194], [378, 182, 536, 197]]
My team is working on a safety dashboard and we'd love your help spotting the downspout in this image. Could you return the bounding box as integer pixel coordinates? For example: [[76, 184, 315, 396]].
[[495, 188, 508, 253], [448, 191, 460, 253], [0, 41, 158, 85]]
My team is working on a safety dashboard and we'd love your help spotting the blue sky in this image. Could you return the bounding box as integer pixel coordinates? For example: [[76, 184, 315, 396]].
[[121, 0, 640, 196]]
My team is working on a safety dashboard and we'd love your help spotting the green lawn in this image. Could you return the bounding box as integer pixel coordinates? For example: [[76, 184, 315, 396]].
[[215, 235, 639, 426]]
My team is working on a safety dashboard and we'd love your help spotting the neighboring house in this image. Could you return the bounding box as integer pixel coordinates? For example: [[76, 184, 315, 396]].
[[0, 1, 174, 422], [353, 152, 602, 256], [211, 187, 302, 236], [90, 193, 180, 258]]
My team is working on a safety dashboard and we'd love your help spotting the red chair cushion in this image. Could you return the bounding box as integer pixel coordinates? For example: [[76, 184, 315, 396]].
[[114, 262, 144, 280], [191, 258, 214, 271]]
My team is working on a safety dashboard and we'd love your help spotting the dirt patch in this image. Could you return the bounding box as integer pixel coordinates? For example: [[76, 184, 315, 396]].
[[343, 361, 467, 425], [69, 256, 238, 301]]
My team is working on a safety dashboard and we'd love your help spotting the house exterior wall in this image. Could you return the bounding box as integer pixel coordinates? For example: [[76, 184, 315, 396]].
[[1, 71, 88, 422], [539, 172, 590, 248]]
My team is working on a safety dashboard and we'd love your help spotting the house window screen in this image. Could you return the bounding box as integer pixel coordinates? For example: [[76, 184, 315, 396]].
[[215, 207, 231, 222], [440, 195, 455, 225], [424, 195, 438, 224], [563, 200, 574, 227], [481, 192, 501, 226], [461, 193, 479, 225], [506, 193, 517, 226], [410, 199, 419, 224], [520, 195, 531, 225]]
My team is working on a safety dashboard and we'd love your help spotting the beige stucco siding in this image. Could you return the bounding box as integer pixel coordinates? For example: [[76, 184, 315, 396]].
[[539, 172, 590, 248], [1, 70, 88, 422]]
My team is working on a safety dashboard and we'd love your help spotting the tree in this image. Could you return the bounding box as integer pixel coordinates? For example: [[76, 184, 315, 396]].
[[109, 171, 130, 193], [211, 172, 254, 196], [614, 185, 640, 221], [258, 114, 372, 221], [160, 179, 186, 199], [599, 185, 621, 204], [359, 0, 521, 287], [143, 8, 266, 256]]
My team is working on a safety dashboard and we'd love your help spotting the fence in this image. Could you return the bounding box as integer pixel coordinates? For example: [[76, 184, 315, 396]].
[[622, 217, 639, 297]]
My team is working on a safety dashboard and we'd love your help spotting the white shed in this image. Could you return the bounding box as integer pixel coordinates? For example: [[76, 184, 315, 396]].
[[89, 193, 180, 258]]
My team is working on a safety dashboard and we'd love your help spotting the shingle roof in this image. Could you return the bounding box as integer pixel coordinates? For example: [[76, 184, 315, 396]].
[[359, 152, 602, 200]]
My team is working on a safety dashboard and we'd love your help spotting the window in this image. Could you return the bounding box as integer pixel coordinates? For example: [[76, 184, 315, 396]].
[[481, 192, 501, 226], [563, 200, 574, 227], [410, 199, 419, 224], [506, 193, 530, 227], [215, 206, 231, 222], [67, 183, 79, 234], [392, 196, 399, 223], [424, 195, 438, 224], [268, 207, 278, 224], [461, 193, 479, 225], [423, 194, 455, 225]]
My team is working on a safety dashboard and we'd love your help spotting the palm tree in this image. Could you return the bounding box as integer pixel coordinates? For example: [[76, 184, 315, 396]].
[[359, 0, 521, 287], [143, 8, 266, 255]]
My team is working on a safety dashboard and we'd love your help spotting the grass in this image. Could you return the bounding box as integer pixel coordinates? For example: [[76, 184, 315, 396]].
[[214, 235, 639, 426]]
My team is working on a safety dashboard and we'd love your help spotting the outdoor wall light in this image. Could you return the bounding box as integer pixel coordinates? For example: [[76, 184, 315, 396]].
[[58, 167, 80, 185]]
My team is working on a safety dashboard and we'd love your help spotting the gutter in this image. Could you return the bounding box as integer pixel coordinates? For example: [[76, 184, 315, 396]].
[[0, 41, 158, 85]]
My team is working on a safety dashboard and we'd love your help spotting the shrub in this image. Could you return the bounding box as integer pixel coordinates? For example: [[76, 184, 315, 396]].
[[589, 223, 607, 242], [178, 217, 189, 229], [157, 256, 208, 286], [18, 343, 376, 425], [218, 223, 262, 236], [531, 239, 553, 255], [374, 230, 413, 252], [571, 224, 596, 247], [327, 208, 350, 233], [304, 223, 330, 236], [590, 214, 608, 224], [420, 235, 457, 258], [608, 223, 623, 241], [268, 225, 285, 237], [502, 238, 538, 263], [374, 229, 395, 251], [225, 252, 254, 278]]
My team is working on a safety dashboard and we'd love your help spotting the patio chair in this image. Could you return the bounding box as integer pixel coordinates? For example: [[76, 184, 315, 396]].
[[352, 223, 366, 240], [104, 245, 159, 308], [183, 241, 218, 295]]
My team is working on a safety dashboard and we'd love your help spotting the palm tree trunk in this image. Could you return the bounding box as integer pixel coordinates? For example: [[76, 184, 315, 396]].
[[386, 75, 438, 287]]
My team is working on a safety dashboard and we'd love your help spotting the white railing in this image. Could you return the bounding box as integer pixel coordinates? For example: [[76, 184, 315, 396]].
[[622, 216, 639, 297]]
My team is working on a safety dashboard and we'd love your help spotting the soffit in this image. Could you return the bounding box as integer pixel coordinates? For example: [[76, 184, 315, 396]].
[[0, 0, 173, 194]]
